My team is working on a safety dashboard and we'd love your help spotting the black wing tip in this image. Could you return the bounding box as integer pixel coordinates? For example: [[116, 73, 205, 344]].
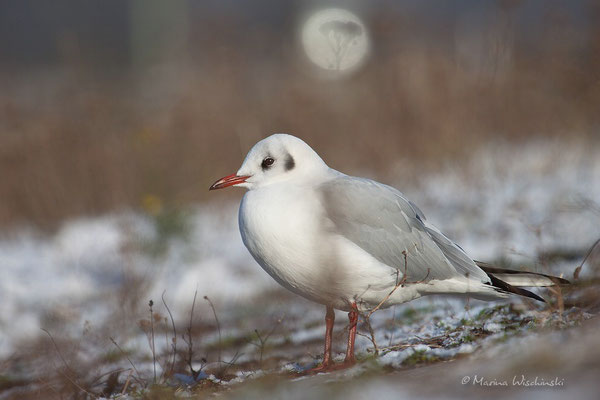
[[486, 274, 546, 303], [475, 261, 571, 286], [519, 289, 546, 303]]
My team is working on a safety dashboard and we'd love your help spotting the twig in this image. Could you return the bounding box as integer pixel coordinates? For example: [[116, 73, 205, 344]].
[[43, 376, 61, 398], [109, 337, 144, 386], [204, 296, 222, 366], [364, 316, 379, 355], [162, 320, 168, 380], [379, 342, 443, 352], [574, 238, 600, 280], [360, 252, 430, 355], [55, 362, 96, 398], [41, 329, 75, 375], [184, 290, 199, 379], [161, 291, 177, 377], [548, 284, 565, 316], [248, 315, 284, 367], [217, 351, 243, 380], [367, 252, 429, 317], [88, 367, 130, 388], [41, 329, 95, 398], [357, 317, 379, 355], [388, 305, 397, 347], [121, 369, 133, 395], [149, 300, 157, 384]]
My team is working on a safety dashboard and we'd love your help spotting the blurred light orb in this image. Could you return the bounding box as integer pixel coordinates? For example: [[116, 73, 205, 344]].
[[301, 8, 369, 74]]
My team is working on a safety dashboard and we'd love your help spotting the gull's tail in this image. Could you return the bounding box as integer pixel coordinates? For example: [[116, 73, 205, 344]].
[[476, 261, 570, 302]]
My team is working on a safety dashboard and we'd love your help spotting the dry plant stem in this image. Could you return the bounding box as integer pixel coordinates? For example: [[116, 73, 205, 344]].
[[380, 342, 443, 352], [358, 316, 379, 355], [45, 380, 61, 398], [218, 351, 242, 379], [55, 362, 95, 398], [254, 330, 270, 365], [388, 305, 397, 347], [41, 329, 75, 376], [41, 329, 95, 398], [89, 367, 130, 388], [248, 316, 284, 367], [361, 253, 430, 355], [161, 291, 177, 377], [204, 295, 222, 366], [367, 252, 430, 318], [548, 284, 565, 315], [186, 290, 199, 379], [367, 279, 403, 317], [204, 297, 240, 379], [368, 252, 406, 317], [149, 300, 157, 384], [109, 338, 144, 386], [121, 369, 133, 395], [574, 238, 600, 279], [162, 324, 168, 378]]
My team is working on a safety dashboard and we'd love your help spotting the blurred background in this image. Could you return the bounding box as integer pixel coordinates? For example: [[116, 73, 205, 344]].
[[1, 1, 600, 398], [1, 0, 599, 228]]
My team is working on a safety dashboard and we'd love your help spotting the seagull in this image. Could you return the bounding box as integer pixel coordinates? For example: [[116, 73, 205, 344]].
[[209, 134, 568, 372]]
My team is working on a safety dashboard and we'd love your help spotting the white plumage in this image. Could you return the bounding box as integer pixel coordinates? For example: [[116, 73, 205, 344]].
[[226, 134, 505, 309]]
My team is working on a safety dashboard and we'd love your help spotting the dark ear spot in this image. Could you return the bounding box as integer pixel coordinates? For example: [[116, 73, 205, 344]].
[[285, 154, 295, 171]]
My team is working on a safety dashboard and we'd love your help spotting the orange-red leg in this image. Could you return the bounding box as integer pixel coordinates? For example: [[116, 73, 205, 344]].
[[343, 302, 358, 365], [322, 305, 335, 366], [306, 305, 335, 373], [305, 303, 358, 374]]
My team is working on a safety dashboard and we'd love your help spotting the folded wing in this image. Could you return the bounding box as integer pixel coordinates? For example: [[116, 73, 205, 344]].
[[317, 175, 490, 284]]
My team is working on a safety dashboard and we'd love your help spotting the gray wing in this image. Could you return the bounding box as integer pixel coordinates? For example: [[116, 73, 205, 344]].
[[318, 175, 490, 284]]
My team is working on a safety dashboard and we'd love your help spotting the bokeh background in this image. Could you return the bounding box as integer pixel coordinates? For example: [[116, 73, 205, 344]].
[[1, 1, 600, 399], [1, 0, 599, 228]]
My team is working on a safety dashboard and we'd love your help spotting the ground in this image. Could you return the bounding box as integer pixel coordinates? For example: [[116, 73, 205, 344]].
[[0, 139, 599, 399]]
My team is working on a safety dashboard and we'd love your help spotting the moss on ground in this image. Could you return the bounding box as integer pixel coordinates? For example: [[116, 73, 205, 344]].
[[402, 350, 441, 367]]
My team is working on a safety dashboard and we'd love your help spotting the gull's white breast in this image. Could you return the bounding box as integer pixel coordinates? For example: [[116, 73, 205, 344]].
[[238, 182, 329, 303], [238, 179, 408, 310]]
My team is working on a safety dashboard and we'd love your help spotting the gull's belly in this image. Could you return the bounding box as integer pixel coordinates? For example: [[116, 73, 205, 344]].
[[239, 186, 331, 304], [238, 185, 405, 310]]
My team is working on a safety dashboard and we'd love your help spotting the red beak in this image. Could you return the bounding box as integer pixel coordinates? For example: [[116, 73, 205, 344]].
[[209, 174, 251, 190]]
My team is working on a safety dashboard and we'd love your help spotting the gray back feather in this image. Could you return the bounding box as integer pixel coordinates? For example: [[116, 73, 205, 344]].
[[318, 176, 490, 284]]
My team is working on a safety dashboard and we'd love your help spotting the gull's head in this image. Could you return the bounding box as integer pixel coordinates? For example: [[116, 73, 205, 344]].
[[209, 133, 329, 191]]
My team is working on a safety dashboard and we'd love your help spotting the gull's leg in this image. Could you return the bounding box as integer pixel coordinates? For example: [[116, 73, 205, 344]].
[[306, 305, 335, 373], [305, 303, 358, 374], [322, 305, 335, 366], [343, 302, 358, 365]]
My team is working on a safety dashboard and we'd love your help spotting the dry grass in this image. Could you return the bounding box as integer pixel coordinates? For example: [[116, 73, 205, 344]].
[[3, 286, 596, 399], [1, 4, 599, 229]]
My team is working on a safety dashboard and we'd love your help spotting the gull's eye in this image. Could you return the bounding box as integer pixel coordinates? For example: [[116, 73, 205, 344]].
[[261, 157, 275, 169]]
